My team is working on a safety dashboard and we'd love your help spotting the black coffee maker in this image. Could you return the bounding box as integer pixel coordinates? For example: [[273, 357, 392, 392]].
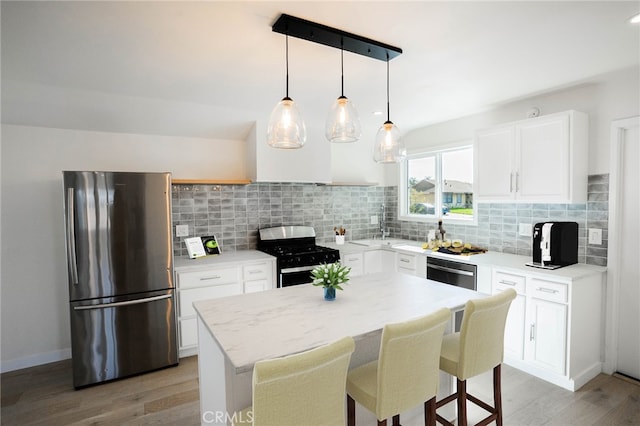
[[526, 221, 578, 270]]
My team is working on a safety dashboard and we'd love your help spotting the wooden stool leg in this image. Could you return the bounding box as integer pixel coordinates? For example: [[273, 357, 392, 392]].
[[457, 378, 468, 426], [425, 396, 436, 426], [347, 395, 356, 426], [494, 365, 503, 426], [392, 414, 400, 425], [377, 419, 387, 426]]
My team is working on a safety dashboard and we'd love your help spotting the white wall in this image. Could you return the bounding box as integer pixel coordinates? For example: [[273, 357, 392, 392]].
[[386, 66, 640, 186], [0, 125, 245, 371]]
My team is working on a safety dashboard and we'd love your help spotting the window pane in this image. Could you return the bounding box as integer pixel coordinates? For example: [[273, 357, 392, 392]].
[[442, 148, 474, 220], [407, 156, 437, 216]]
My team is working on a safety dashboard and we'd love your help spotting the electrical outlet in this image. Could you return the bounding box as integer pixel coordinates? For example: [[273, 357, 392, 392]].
[[176, 224, 189, 237], [519, 223, 532, 237], [588, 228, 602, 245], [370, 215, 378, 225]]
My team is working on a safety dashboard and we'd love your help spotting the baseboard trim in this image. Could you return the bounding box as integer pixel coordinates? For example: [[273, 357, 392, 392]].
[[613, 372, 640, 386], [1, 348, 71, 373]]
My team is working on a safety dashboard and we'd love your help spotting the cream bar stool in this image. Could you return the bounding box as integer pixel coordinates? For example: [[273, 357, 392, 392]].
[[233, 336, 355, 426], [346, 308, 451, 426], [436, 289, 517, 426]]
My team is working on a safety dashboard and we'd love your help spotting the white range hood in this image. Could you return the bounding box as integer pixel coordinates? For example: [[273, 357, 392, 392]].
[[246, 120, 332, 183]]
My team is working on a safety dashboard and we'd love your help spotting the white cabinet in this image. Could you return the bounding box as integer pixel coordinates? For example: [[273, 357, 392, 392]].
[[342, 252, 364, 277], [396, 252, 427, 277], [364, 250, 396, 274], [475, 110, 588, 203], [243, 261, 274, 293], [177, 267, 243, 354], [491, 267, 603, 391], [526, 280, 568, 375], [175, 256, 276, 357], [493, 270, 526, 360]]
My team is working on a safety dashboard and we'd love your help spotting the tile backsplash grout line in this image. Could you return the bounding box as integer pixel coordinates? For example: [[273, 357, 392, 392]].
[[171, 175, 608, 266]]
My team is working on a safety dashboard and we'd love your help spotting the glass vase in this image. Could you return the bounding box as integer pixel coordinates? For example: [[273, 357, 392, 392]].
[[323, 287, 336, 301]]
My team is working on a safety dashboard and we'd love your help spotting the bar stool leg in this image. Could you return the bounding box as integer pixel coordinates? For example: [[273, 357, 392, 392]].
[[392, 414, 400, 425], [457, 378, 468, 426], [347, 395, 356, 426], [425, 396, 436, 426], [494, 365, 503, 426]]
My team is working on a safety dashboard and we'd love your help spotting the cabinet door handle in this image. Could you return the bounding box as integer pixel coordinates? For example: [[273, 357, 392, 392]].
[[515, 172, 520, 192], [499, 280, 517, 286], [530, 323, 535, 341], [537, 287, 559, 294], [200, 275, 222, 281], [510, 172, 514, 193], [400, 258, 410, 263], [247, 270, 262, 274]]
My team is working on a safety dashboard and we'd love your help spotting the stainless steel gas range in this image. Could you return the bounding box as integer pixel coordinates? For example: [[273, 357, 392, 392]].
[[257, 226, 341, 288]]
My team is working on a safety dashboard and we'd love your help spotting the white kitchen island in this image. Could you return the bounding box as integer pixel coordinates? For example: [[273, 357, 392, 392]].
[[193, 271, 482, 425]]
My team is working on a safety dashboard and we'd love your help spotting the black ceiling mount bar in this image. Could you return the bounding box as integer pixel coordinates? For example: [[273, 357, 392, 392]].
[[272, 14, 402, 61]]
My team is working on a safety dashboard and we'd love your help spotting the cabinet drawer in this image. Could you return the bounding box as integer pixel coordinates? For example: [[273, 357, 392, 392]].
[[397, 253, 416, 270], [528, 278, 568, 303], [179, 318, 197, 349], [177, 267, 240, 290], [493, 271, 526, 294], [245, 279, 268, 293], [243, 262, 271, 281], [179, 283, 242, 317]]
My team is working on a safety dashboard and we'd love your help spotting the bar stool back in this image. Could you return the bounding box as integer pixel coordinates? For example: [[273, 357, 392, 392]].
[[347, 308, 451, 426], [436, 289, 517, 426], [233, 336, 355, 426]]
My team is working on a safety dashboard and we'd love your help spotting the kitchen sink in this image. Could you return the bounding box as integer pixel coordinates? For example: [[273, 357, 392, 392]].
[[349, 239, 405, 247]]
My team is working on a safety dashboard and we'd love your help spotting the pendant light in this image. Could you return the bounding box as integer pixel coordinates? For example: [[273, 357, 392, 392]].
[[267, 33, 307, 149], [374, 54, 405, 163], [325, 39, 361, 143]]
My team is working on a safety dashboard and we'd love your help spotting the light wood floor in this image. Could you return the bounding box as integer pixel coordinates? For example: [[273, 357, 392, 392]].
[[2, 356, 639, 425]]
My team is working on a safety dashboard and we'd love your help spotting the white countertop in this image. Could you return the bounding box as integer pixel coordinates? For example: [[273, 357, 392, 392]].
[[324, 240, 606, 281], [174, 250, 275, 273], [193, 271, 480, 373]]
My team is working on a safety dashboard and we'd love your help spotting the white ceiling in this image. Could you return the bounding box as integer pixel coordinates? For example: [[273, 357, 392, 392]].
[[2, 1, 639, 141]]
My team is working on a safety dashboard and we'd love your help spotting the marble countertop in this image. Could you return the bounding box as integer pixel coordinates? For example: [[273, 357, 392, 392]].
[[324, 240, 605, 281], [174, 250, 275, 273], [193, 271, 480, 373]]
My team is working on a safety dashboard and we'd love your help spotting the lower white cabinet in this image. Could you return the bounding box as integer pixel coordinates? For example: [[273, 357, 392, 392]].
[[492, 267, 603, 391], [176, 257, 275, 357], [364, 250, 396, 274], [340, 250, 396, 276], [493, 270, 526, 360], [342, 252, 364, 277], [526, 291, 567, 375], [396, 251, 427, 277]]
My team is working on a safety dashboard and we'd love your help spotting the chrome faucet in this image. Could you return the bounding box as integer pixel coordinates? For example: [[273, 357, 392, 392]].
[[380, 204, 387, 240]]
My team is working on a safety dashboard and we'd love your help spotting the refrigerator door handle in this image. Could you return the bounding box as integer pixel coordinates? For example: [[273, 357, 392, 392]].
[[66, 187, 79, 285], [73, 294, 172, 311]]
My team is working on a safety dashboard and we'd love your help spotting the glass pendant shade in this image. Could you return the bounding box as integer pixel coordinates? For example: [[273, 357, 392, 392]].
[[325, 95, 361, 143], [373, 120, 406, 163], [267, 97, 307, 149]]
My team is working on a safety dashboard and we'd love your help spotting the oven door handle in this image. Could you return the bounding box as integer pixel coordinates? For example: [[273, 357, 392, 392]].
[[428, 264, 475, 277]]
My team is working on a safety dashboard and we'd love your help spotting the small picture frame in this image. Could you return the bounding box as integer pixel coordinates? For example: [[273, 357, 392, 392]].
[[201, 235, 221, 255]]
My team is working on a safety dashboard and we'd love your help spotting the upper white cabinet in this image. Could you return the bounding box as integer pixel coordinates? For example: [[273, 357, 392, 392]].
[[474, 110, 588, 203], [246, 121, 332, 183]]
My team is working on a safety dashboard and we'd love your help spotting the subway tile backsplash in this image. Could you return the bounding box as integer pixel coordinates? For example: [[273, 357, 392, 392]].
[[172, 174, 608, 266]]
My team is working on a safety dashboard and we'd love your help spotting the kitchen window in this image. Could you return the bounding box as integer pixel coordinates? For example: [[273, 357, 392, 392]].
[[398, 144, 475, 224]]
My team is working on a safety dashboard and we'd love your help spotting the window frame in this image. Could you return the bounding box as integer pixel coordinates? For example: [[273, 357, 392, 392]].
[[398, 141, 477, 226]]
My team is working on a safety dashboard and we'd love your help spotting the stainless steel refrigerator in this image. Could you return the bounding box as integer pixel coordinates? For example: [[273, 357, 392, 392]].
[[63, 171, 178, 388]]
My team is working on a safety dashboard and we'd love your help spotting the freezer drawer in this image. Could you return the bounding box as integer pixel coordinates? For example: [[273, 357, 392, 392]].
[[70, 289, 178, 388]]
